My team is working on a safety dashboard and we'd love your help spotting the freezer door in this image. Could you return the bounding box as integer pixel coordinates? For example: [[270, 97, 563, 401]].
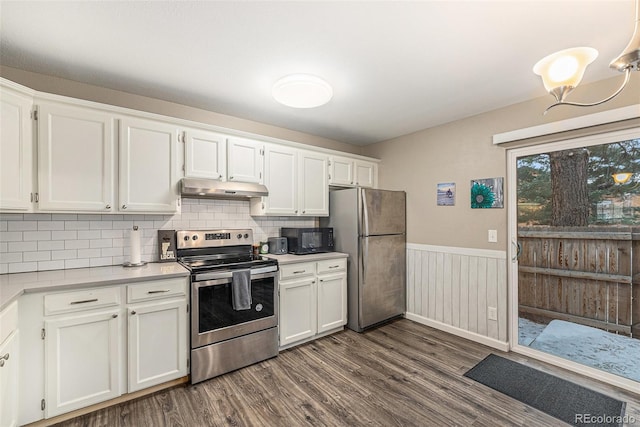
[[358, 234, 406, 329], [360, 189, 406, 236]]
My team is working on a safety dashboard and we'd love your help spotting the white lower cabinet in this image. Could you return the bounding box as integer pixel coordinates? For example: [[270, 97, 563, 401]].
[[17, 277, 189, 423], [44, 308, 121, 418], [0, 301, 19, 427], [127, 297, 187, 392], [279, 277, 317, 347], [278, 257, 347, 349]]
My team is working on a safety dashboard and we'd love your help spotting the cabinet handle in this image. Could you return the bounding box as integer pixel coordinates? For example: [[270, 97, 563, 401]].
[[311, 280, 316, 284], [329, 265, 340, 269], [106, 204, 111, 210], [147, 290, 170, 294], [30, 193, 34, 202], [70, 298, 98, 305], [131, 311, 136, 315], [35, 193, 39, 202], [122, 204, 127, 209], [229, 176, 234, 180], [0, 353, 9, 366], [295, 210, 298, 214], [112, 314, 118, 318], [328, 174, 331, 180], [293, 270, 306, 274], [302, 210, 306, 214]]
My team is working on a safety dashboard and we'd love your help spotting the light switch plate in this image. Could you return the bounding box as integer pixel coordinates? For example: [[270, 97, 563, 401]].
[[488, 229, 498, 243]]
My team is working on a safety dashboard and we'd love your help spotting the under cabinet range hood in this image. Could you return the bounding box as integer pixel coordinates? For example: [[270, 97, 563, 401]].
[[180, 178, 268, 200]]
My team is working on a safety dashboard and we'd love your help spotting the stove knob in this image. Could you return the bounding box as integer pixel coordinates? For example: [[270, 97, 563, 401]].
[[192, 235, 198, 241], [244, 233, 249, 239], [183, 236, 190, 241], [237, 234, 242, 239]]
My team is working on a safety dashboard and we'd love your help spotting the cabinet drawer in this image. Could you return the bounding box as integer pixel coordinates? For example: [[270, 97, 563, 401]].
[[317, 258, 347, 275], [127, 278, 187, 303], [0, 301, 18, 344], [279, 262, 315, 280], [44, 287, 121, 316]]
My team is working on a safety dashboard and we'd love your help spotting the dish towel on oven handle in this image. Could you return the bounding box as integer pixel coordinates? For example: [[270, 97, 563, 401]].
[[231, 269, 252, 310]]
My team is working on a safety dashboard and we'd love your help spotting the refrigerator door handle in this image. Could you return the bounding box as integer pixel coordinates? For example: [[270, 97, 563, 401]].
[[362, 189, 369, 237], [362, 237, 369, 284]]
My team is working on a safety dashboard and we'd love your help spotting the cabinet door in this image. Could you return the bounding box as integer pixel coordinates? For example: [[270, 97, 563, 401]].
[[38, 102, 115, 212], [45, 309, 121, 418], [0, 89, 33, 211], [298, 151, 328, 216], [0, 331, 19, 427], [355, 160, 377, 188], [127, 300, 187, 392], [184, 129, 227, 180], [119, 117, 178, 212], [227, 137, 263, 183], [279, 278, 316, 347], [317, 273, 347, 333], [263, 144, 297, 215], [328, 156, 354, 187]]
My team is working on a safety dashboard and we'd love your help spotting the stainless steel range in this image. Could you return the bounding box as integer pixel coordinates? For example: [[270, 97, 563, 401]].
[[176, 229, 279, 384]]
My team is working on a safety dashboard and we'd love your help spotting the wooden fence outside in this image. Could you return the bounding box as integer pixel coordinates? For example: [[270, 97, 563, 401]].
[[518, 226, 639, 338]]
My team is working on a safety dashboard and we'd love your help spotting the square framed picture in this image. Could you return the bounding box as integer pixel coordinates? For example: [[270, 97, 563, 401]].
[[437, 182, 455, 206], [471, 177, 504, 208]]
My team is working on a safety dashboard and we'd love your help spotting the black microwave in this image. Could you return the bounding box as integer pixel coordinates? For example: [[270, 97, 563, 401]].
[[280, 228, 334, 255]]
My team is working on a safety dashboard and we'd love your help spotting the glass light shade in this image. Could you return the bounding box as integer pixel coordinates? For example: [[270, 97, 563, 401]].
[[533, 47, 598, 92], [272, 74, 333, 108], [612, 172, 633, 184]]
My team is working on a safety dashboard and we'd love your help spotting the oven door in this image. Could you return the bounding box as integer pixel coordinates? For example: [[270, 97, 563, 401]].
[[191, 269, 278, 349]]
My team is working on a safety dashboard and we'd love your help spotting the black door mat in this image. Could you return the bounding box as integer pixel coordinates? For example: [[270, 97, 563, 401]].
[[464, 354, 627, 427]]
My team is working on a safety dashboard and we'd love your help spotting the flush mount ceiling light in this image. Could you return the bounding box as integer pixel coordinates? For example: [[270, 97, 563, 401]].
[[272, 74, 333, 108], [533, 0, 640, 113]]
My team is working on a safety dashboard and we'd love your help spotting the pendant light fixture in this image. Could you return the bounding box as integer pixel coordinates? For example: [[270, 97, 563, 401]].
[[533, 0, 640, 114]]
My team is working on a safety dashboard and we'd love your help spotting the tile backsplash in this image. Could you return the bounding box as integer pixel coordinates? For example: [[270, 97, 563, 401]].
[[0, 198, 316, 274]]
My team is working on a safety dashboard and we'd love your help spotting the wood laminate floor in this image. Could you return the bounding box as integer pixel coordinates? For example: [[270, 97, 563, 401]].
[[53, 319, 640, 427]]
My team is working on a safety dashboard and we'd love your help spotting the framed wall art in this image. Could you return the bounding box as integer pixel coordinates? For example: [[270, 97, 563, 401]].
[[471, 177, 504, 208], [437, 182, 455, 206]]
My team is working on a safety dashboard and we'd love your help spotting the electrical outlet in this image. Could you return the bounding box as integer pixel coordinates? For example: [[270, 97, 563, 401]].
[[488, 306, 498, 321], [488, 229, 497, 243]]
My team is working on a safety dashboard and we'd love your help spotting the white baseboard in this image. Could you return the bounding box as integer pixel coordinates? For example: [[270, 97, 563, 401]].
[[405, 312, 509, 352]]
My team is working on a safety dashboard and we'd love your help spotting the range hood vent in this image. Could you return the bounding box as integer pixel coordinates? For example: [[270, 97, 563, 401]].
[[180, 178, 268, 200]]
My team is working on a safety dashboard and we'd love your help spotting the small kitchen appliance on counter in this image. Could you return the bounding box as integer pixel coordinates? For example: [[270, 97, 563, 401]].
[[280, 227, 334, 255], [157, 230, 177, 262], [267, 237, 288, 254]]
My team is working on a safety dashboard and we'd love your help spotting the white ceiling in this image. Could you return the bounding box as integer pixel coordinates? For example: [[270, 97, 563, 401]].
[[0, 1, 634, 145]]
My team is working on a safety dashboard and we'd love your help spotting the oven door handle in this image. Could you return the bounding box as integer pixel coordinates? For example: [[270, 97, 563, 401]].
[[193, 269, 277, 284]]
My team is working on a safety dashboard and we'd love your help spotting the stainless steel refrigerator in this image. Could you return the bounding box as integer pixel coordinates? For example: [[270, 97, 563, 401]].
[[320, 188, 406, 332]]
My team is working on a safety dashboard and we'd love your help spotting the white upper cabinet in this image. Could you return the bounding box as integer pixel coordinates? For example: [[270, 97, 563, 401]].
[[119, 117, 179, 213], [328, 155, 354, 187], [355, 160, 377, 188], [0, 87, 33, 211], [37, 102, 115, 212], [184, 129, 227, 180], [298, 150, 328, 216], [252, 146, 329, 217], [259, 143, 298, 215], [329, 156, 377, 188], [227, 137, 264, 183]]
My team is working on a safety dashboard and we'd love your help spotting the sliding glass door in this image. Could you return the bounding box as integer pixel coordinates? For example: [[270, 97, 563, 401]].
[[507, 127, 640, 392]]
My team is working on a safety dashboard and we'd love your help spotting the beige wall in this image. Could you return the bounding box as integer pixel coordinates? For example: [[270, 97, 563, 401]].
[[0, 65, 362, 155], [363, 73, 640, 251]]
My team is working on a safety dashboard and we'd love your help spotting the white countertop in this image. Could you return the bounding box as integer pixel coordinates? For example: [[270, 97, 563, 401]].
[[0, 262, 190, 311], [265, 252, 349, 265]]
